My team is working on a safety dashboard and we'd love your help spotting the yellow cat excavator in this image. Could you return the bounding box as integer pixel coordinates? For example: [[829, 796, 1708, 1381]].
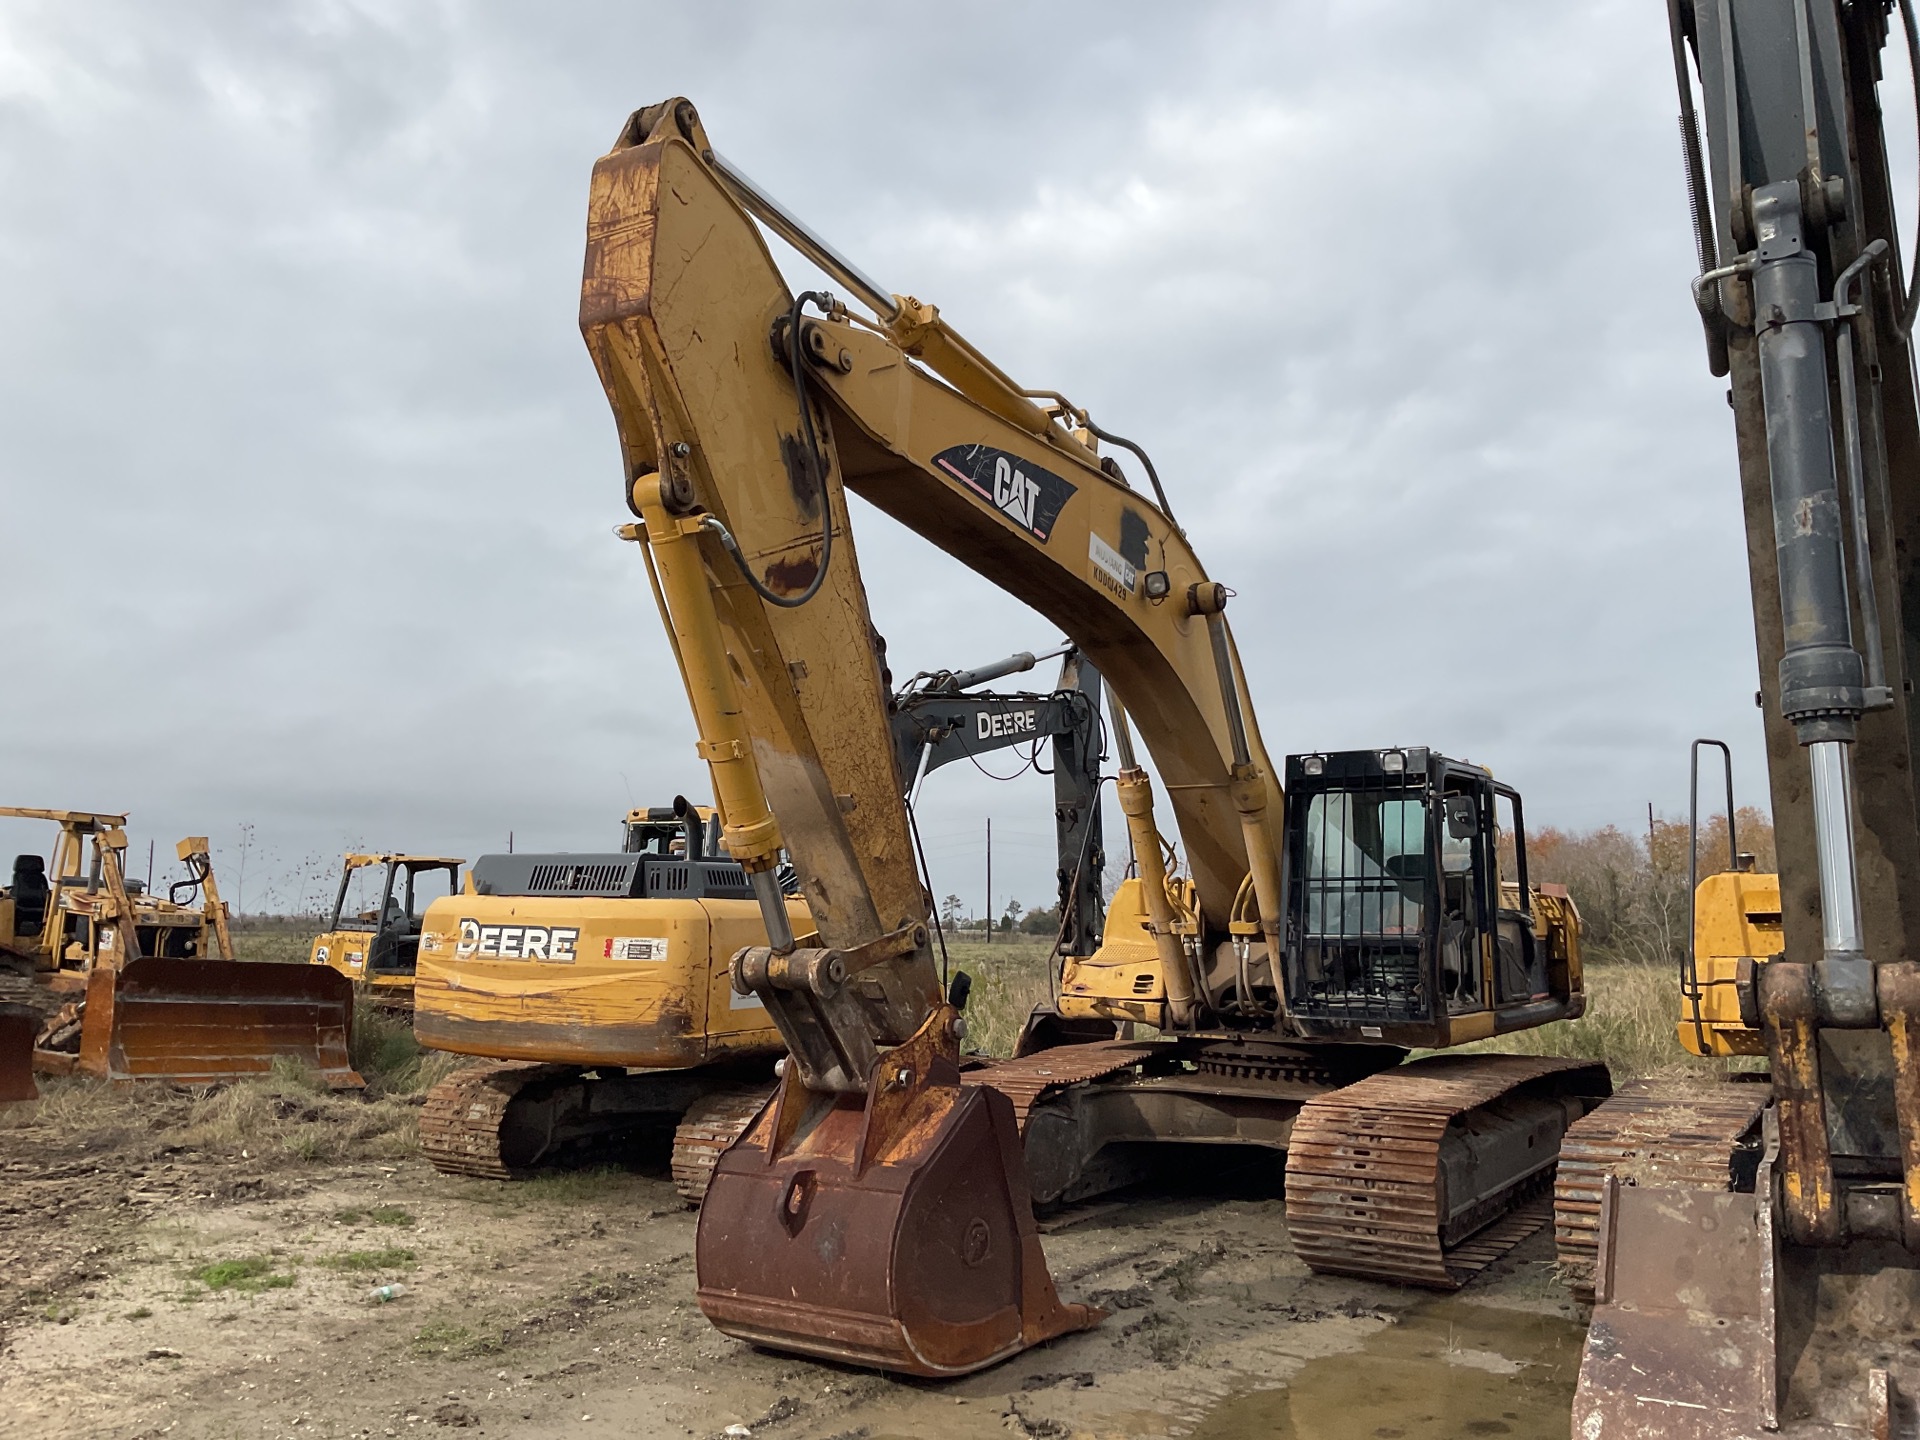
[[579, 99, 1609, 1377]]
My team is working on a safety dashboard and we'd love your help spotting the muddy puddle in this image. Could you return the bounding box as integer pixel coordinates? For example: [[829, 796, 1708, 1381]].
[[1191, 1297, 1586, 1440]]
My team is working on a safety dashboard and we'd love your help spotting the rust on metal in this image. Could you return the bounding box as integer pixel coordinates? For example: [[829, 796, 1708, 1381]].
[[1761, 959, 1841, 1245], [669, 1085, 774, 1204], [1284, 1053, 1610, 1289], [696, 1005, 1103, 1376], [1879, 962, 1920, 1251], [76, 958, 361, 1088], [963, 1040, 1156, 1131], [0, 1012, 37, 1103], [1571, 1181, 1775, 1439], [1554, 1078, 1766, 1298], [418, 1061, 575, 1179]]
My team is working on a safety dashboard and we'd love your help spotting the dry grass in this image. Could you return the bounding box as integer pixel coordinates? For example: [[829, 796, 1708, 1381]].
[[940, 938, 1056, 1057], [1445, 960, 1761, 1079], [227, 917, 318, 965], [943, 940, 1731, 1081], [2, 996, 471, 1164]]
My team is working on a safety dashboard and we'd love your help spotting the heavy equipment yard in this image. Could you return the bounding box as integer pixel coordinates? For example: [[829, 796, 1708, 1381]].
[[15, 3, 1920, 1438], [0, 933, 1598, 1440]]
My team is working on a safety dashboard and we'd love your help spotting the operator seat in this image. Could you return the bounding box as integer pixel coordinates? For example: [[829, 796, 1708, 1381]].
[[10, 855, 48, 936]]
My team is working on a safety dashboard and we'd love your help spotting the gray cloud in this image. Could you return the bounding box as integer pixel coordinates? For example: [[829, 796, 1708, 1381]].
[[0, 1, 1785, 914]]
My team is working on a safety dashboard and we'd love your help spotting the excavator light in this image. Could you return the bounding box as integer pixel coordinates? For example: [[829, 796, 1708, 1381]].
[[1380, 749, 1406, 773], [1301, 755, 1324, 776], [1142, 570, 1171, 599]]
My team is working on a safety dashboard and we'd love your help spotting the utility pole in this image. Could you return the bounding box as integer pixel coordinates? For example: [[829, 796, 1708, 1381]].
[[985, 817, 992, 947], [1647, 803, 1656, 870]]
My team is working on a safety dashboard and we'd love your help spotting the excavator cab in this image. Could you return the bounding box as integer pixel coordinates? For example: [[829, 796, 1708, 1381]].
[[1281, 748, 1580, 1050], [624, 800, 724, 859]]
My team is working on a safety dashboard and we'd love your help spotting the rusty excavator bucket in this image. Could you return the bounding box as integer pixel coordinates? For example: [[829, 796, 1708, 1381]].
[[78, 958, 362, 1087], [695, 1006, 1102, 1376], [0, 1012, 38, 1103]]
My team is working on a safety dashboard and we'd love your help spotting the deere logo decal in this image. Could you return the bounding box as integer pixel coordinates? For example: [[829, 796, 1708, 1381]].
[[455, 919, 580, 963], [932, 444, 1076, 543], [977, 708, 1038, 740]]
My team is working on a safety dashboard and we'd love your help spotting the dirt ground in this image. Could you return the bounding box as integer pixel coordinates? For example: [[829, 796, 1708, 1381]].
[[0, 1076, 1589, 1440]]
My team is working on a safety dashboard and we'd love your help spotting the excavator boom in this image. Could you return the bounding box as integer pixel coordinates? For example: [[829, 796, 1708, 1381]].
[[581, 98, 1598, 1375]]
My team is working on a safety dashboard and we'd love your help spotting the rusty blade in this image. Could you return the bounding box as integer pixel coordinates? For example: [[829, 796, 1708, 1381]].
[[0, 1012, 37, 1103], [696, 1008, 1102, 1376], [80, 957, 362, 1088], [1572, 1181, 1776, 1439]]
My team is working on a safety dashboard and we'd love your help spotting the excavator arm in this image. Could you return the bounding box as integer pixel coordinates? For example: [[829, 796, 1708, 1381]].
[[580, 97, 1295, 1376], [583, 100, 1284, 1059]]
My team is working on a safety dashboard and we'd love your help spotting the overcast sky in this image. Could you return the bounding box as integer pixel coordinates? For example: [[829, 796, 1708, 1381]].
[[4, 0, 1880, 917]]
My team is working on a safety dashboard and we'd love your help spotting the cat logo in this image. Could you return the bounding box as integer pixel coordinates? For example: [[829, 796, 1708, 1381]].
[[932, 444, 1077, 543]]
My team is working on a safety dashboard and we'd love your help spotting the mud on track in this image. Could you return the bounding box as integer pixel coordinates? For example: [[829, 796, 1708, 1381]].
[[0, 1081, 1587, 1440]]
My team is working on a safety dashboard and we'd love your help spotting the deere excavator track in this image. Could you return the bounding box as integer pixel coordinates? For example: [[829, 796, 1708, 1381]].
[[669, 1085, 775, 1204], [1285, 1054, 1611, 1289], [420, 1061, 577, 1180], [1553, 1077, 1766, 1300], [422, 1061, 769, 1184]]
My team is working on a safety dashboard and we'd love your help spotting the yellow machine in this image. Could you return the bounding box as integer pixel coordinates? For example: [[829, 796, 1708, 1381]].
[[308, 853, 463, 1006], [412, 801, 807, 1188], [0, 808, 359, 1087], [580, 99, 1606, 1376]]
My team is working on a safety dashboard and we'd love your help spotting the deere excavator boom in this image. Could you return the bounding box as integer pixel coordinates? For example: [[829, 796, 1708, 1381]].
[[581, 98, 1604, 1378]]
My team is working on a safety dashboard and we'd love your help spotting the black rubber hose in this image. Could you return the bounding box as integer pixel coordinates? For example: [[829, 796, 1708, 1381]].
[[1080, 417, 1178, 530]]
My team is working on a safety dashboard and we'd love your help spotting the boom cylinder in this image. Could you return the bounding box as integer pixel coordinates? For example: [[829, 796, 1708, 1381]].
[[1110, 698, 1199, 1026], [1749, 182, 1873, 1004], [632, 476, 793, 951]]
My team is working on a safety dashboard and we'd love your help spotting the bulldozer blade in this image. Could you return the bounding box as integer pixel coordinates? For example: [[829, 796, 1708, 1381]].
[[79, 957, 362, 1088], [695, 1007, 1103, 1376], [1572, 1178, 1777, 1438], [0, 1012, 38, 1103]]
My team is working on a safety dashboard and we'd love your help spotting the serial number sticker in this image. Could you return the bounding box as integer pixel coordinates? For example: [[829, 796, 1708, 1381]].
[[604, 936, 670, 962], [1088, 532, 1137, 596], [729, 989, 766, 1011]]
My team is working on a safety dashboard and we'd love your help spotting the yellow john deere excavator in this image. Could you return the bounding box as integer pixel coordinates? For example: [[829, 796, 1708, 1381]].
[[578, 99, 1609, 1377], [1560, 5, 1920, 1436], [412, 654, 1110, 1195], [0, 808, 358, 1087]]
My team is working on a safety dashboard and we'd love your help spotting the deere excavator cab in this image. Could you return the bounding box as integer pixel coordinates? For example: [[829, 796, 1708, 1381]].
[[1282, 748, 1567, 1041], [415, 666, 1105, 1189], [310, 853, 463, 1004], [623, 803, 723, 859]]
